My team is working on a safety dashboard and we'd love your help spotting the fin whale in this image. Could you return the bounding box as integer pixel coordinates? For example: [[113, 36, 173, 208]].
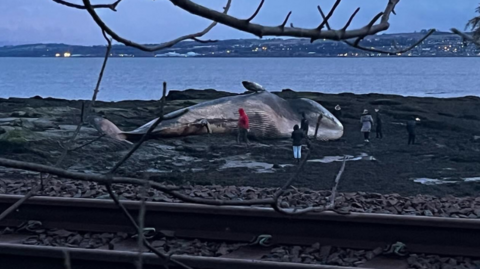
[[94, 81, 343, 143]]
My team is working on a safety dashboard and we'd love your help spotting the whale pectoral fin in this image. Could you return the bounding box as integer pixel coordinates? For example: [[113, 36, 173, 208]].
[[199, 119, 212, 134]]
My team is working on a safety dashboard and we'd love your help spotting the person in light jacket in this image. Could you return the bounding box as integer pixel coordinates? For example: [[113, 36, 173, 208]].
[[360, 109, 374, 143]]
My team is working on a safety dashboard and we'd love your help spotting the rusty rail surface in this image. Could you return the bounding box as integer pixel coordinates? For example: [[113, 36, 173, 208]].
[[0, 194, 479, 259]]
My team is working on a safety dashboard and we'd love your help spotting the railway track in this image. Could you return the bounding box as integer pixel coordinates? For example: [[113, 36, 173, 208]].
[[0, 194, 479, 269]]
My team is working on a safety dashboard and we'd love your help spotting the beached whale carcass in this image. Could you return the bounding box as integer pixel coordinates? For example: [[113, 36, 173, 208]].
[[94, 81, 343, 143]]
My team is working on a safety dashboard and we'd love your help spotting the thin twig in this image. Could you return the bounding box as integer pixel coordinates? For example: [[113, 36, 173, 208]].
[[341, 7, 360, 32], [69, 134, 106, 151], [136, 181, 148, 269], [0, 33, 112, 223], [317, 0, 342, 30], [109, 82, 167, 174], [63, 250, 72, 269], [52, 0, 122, 11], [91, 31, 112, 108], [326, 157, 347, 209], [243, 0, 264, 22], [317, 4, 433, 55], [353, 12, 384, 46], [0, 187, 39, 221], [451, 28, 480, 47], [105, 184, 192, 269], [274, 151, 311, 199], [273, 158, 347, 215], [82, 0, 232, 52], [279, 11, 292, 29]]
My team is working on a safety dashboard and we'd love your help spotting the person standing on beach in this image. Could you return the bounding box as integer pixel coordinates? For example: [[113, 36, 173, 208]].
[[375, 109, 383, 139], [333, 105, 342, 119], [237, 108, 250, 145], [360, 109, 374, 143], [407, 117, 418, 145], [291, 124, 305, 163], [300, 112, 309, 135]]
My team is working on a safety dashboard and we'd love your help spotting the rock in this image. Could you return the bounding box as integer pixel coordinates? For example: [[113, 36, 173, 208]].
[[33, 119, 59, 130], [166, 89, 235, 101], [370, 99, 402, 105]]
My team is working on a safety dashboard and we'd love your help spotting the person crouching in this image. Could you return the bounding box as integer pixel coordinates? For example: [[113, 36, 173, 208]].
[[291, 124, 305, 163]]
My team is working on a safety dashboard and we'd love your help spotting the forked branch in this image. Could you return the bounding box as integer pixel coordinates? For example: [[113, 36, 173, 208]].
[[317, 4, 434, 55], [170, 0, 401, 40], [78, 0, 231, 52], [243, 0, 265, 23], [451, 28, 480, 47]]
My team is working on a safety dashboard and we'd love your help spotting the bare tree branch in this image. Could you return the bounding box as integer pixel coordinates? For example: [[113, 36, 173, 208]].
[[63, 250, 72, 269], [69, 134, 106, 152], [104, 184, 193, 269], [344, 29, 435, 55], [170, 0, 400, 40], [90, 31, 112, 108], [81, 0, 232, 52], [0, 34, 113, 222], [279, 11, 292, 29], [326, 157, 347, 210], [352, 12, 384, 46], [109, 82, 171, 173], [451, 28, 480, 47], [339, 7, 360, 35], [52, 0, 122, 11], [136, 181, 148, 269], [273, 158, 347, 215], [243, 0, 264, 23], [191, 37, 217, 43], [0, 189, 38, 221], [317, 0, 341, 31], [316, 4, 434, 55]]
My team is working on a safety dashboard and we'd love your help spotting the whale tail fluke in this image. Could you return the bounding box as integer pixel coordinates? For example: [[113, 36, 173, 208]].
[[92, 117, 133, 145]]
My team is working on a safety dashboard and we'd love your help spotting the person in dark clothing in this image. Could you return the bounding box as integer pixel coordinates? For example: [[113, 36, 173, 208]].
[[291, 124, 305, 163], [375, 109, 383, 139], [300, 112, 309, 135], [237, 108, 250, 145], [406, 117, 417, 145], [333, 105, 342, 119]]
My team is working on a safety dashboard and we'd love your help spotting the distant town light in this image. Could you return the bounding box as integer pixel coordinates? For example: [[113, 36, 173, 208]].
[[226, 50, 231, 53], [63, 52, 71, 57], [55, 53, 61, 57]]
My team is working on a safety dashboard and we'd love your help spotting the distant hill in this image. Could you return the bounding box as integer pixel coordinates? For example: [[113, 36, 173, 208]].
[[0, 31, 478, 57]]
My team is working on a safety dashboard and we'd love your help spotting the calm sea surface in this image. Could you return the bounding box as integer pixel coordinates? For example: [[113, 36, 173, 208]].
[[0, 57, 479, 101]]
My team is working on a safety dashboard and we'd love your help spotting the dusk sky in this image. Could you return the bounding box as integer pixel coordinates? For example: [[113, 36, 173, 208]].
[[1, 0, 478, 45]]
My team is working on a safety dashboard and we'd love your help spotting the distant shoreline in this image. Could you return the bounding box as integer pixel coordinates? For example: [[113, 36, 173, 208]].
[[1, 56, 479, 58], [2, 90, 479, 103]]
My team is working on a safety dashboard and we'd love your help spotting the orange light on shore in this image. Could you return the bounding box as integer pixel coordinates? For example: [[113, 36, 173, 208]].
[[64, 52, 71, 57]]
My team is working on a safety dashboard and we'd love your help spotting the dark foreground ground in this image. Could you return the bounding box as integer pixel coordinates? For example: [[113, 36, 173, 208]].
[[1, 89, 480, 198]]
